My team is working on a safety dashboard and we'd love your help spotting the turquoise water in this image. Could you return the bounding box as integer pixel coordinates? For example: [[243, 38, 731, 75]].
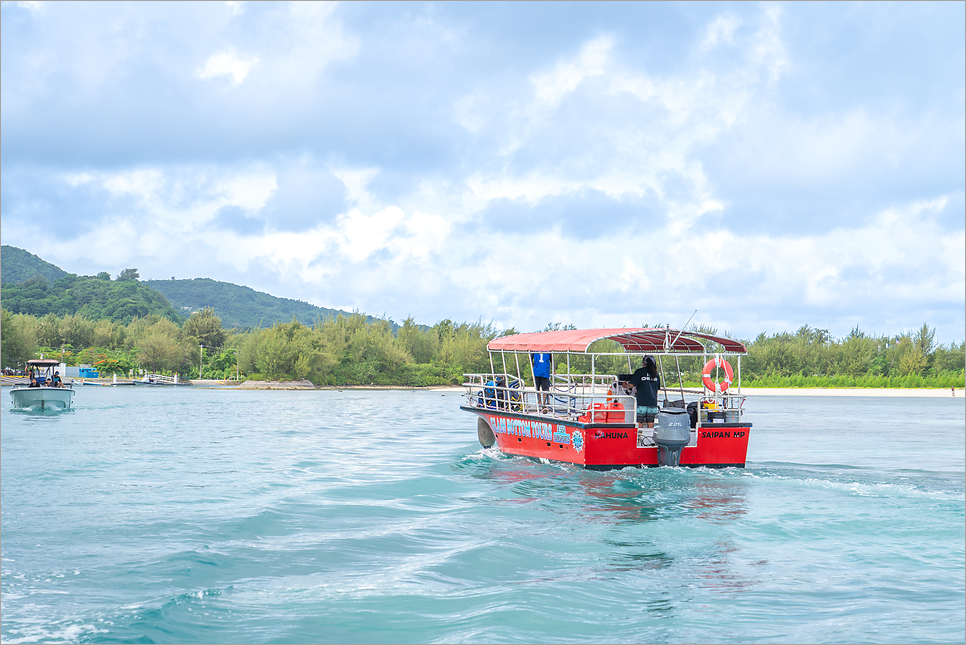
[[2, 387, 963, 644]]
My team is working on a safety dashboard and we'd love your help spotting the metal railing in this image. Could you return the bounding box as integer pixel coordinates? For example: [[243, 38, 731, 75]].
[[464, 372, 746, 425], [463, 372, 637, 424]]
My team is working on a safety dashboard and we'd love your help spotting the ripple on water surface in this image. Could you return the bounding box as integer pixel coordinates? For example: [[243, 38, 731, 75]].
[[1, 388, 963, 643]]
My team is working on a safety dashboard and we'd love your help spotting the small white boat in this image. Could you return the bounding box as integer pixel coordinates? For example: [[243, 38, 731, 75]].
[[10, 359, 75, 410]]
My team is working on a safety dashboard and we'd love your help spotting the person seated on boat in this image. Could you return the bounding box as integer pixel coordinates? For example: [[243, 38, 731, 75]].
[[531, 352, 553, 409], [28, 375, 39, 387], [51, 371, 63, 387], [630, 356, 660, 429]]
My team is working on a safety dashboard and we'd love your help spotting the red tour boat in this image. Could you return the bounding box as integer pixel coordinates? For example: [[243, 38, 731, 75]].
[[461, 327, 751, 469]]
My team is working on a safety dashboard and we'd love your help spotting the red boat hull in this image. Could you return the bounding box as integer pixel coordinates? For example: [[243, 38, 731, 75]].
[[463, 407, 750, 469]]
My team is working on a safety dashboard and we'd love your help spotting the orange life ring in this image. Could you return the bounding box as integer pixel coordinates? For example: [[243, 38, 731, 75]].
[[702, 357, 733, 393]]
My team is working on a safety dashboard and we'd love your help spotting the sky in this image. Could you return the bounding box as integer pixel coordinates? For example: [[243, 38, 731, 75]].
[[2, 1, 964, 343]]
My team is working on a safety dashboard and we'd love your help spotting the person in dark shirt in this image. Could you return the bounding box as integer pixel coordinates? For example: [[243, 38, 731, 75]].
[[52, 371, 63, 387], [630, 356, 660, 428]]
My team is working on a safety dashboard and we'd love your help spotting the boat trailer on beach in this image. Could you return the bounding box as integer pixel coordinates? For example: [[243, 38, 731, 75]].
[[461, 327, 752, 469]]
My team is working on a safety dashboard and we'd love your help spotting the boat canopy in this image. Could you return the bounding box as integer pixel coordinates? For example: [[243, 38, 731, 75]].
[[487, 328, 746, 354], [26, 359, 62, 367]]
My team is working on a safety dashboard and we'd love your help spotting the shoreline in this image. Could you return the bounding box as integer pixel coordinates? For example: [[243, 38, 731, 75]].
[[218, 382, 961, 397], [738, 387, 960, 398], [3, 377, 959, 398]]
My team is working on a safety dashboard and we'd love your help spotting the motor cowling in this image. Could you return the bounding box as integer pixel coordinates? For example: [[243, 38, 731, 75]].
[[654, 408, 690, 466]]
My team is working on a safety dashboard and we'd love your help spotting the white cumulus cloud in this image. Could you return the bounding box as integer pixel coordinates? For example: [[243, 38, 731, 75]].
[[196, 49, 258, 85]]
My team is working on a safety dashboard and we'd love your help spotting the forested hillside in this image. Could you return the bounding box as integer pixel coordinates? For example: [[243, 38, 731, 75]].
[[1, 271, 183, 324], [143, 277, 383, 331], [1, 245, 69, 284], [1, 247, 389, 331]]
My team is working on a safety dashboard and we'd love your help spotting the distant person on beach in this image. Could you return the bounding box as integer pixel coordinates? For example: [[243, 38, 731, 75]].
[[532, 352, 552, 408], [630, 355, 661, 429], [953, 387, 956, 397]]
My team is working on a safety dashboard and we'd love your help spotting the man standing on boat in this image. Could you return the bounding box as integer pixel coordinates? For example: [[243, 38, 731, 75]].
[[630, 356, 660, 429], [532, 352, 553, 410]]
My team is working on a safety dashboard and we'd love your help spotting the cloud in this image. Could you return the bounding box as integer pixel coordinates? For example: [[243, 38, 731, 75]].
[[473, 188, 662, 239], [1, 2, 963, 342], [263, 160, 348, 231], [196, 49, 258, 85], [701, 15, 741, 52]]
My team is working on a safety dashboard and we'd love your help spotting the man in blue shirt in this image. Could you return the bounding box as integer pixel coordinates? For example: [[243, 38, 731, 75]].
[[532, 352, 552, 409], [630, 356, 660, 428]]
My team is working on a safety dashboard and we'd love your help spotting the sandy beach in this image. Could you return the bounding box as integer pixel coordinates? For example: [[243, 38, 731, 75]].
[[739, 387, 960, 398]]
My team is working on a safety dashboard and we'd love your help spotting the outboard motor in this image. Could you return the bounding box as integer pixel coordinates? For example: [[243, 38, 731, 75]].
[[654, 408, 690, 466]]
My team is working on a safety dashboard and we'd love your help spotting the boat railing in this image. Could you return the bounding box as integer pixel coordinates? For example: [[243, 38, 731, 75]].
[[463, 373, 638, 424], [143, 373, 179, 384], [464, 372, 746, 424]]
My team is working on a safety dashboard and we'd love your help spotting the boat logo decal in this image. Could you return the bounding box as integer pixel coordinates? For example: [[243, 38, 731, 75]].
[[700, 430, 746, 439], [593, 430, 629, 440], [572, 430, 584, 453], [491, 416, 557, 441]]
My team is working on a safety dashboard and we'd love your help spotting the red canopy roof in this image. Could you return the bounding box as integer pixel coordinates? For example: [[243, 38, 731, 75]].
[[487, 328, 746, 354]]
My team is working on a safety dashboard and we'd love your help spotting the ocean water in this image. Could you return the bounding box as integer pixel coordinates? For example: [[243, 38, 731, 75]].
[[1, 386, 963, 644]]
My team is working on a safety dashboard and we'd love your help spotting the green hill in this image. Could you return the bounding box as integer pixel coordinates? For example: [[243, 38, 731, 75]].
[[1, 245, 70, 284], [1, 273, 184, 324], [143, 277, 386, 331], [1, 246, 393, 331]]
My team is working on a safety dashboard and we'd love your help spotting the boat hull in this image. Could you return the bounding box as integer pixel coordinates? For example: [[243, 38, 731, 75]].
[[10, 386, 74, 410], [463, 406, 750, 469]]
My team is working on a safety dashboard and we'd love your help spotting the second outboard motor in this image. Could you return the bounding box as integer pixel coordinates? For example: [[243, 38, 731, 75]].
[[654, 408, 691, 466], [686, 401, 698, 428]]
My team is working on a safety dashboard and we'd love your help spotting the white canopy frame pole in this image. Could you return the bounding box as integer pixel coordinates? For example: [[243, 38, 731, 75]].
[[591, 353, 596, 395], [501, 351, 508, 385], [528, 351, 538, 411], [566, 352, 572, 415], [674, 356, 686, 402], [714, 353, 723, 406], [702, 348, 707, 401], [657, 355, 668, 405]]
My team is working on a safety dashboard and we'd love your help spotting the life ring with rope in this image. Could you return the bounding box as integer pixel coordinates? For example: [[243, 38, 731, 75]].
[[702, 357, 734, 393]]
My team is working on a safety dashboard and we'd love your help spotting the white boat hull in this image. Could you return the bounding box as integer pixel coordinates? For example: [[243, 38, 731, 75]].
[[10, 386, 74, 410]]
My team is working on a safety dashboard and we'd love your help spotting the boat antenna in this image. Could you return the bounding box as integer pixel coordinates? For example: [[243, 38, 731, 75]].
[[669, 310, 697, 349]]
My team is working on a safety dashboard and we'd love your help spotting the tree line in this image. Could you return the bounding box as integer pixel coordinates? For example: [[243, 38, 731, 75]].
[[0, 307, 499, 386], [1, 308, 963, 388]]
